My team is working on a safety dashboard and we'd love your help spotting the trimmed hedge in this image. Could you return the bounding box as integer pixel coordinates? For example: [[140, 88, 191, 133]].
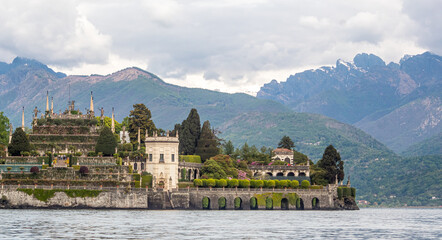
[[338, 187, 356, 199], [179, 155, 202, 163], [301, 180, 310, 189]]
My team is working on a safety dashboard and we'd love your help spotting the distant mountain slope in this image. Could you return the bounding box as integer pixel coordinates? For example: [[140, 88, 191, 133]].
[[257, 52, 442, 152], [401, 132, 442, 157], [1, 56, 438, 206]]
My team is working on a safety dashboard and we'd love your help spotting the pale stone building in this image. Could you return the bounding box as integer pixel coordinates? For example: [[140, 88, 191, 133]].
[[145, 131, 179, 191], [272, 148, 294, 165]]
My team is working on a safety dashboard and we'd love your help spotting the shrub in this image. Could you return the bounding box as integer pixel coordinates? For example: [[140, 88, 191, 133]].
[[141, 175, 153, 188], [239, 179, 250, 188], [310, 185, 323, 189], [256, 180, 264, 188], [6, 167, 12, 171], [274, 180, 281, 188], [75, 152, 83, 156], [181, 168, 187, 180], [250, 197, 257, 209], [30, 166, 40, 174], [337, 187, 343, 199], [201, 179, 208, 187], [217, 179, 227, 188], [351, 188, 356, 198], [207, 179, 216, 188], [218, 197, 226, 209], [250, 179, 256, 188], [87, 151, 97, 157], [132, 173, 141, 181], [265, 197, 273, 210], [266, 180, 276, 188], [193, 179, 203, 187], [8, 128, 31, 156], [280, 180, 289, 188], [21, 151, 30, 156], [290, 180, 299, 188], [228, 179, 239, 188], [234, 197, 242, 209], [202, 197, 210, 209], [344, 187, 352, 197], [301, 180, 310, 189], [79, 166, 89, 175]]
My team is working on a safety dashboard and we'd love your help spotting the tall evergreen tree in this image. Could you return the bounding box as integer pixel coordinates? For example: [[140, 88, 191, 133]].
[[223, 140, 235, 155], [195, 120, 220, 162], [278, 135, 295, 149], [179, 108, 201, 155], [318, 145, 345, 184], [128, 103, 156, 144], [0, 112, 10, 145], [8, 128, 31, 156], [95, 126, 117, 156]]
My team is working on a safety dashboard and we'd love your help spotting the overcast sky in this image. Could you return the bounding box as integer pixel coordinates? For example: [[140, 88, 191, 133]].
[[0, 0, 440, 93]]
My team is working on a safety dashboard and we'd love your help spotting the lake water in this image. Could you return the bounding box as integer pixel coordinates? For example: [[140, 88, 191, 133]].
[[0, 208, 440, 239]]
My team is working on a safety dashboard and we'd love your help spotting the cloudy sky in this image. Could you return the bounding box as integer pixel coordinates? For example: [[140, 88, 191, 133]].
[[0, 0, 440, 93]]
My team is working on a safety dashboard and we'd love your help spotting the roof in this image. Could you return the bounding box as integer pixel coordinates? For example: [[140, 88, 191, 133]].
[[272, 148, 293, 153]]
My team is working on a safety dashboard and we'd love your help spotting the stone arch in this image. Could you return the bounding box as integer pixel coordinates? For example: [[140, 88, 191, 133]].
[[275, 157, 280, 161], [296, 198, 304, 210], [188, 169, 192, 181], [218, 197, 227, 210], [202, 196, 211, 210], [276, 172, 284, 176], [284, 157, 290, 164], [312, 197, 320, 210], [193, 169, 198, 180], [281, 198, 289, 210], [299, 172, 306, 177], [266, 172, 273, 176], [134, 163, 138, 170], [254, 172, 261, 177], [266, 197, 273, 210], [250, 197, 258, 210], [234, 197, 243, 210], [287, 172, 295, 176]]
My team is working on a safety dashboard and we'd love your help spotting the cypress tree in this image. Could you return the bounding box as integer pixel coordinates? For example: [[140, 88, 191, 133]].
[[8, 128, 30, 156], [195, 120, 220, 162], [95, 126, 118, 156], [128, 103, 156, 144], [179, 108, 201, 155], [318, 145, 344, 184]]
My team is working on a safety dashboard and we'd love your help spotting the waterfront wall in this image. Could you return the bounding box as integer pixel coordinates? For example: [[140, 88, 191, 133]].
[[0, 187, 356, 210], [0, 188, 148, 209]]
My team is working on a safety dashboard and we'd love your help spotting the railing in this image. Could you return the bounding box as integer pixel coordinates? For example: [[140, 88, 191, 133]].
[[175, 187, 326, 193], [1, 184, 151, 192], [248, 165, 309, 171], [178, 162, 203, 168]]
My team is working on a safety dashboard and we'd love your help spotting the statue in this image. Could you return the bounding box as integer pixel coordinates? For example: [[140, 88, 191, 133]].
[[100, 107, 104, 118], [33, 107, 38, 119]]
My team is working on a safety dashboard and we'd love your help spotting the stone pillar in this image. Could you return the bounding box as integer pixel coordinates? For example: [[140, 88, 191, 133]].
[[137, 127, 141, 150], [51, 97, 54, 114], [111, 107, 115, 133], [90, 91, 94, 116], [21, 107, 25, 131], [46, 91, 49, 112]]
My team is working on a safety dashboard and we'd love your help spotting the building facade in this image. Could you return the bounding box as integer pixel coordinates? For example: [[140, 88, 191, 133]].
[[145, 131, 179, 190], [272, 148, 294, 165]]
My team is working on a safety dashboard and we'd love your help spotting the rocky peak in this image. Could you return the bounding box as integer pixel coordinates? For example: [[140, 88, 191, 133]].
[[353, 53, 386, 70]]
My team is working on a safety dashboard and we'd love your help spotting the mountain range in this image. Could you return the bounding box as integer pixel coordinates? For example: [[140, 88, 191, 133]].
[[0, 55, 440, 206], [257, 52, 442, 153]]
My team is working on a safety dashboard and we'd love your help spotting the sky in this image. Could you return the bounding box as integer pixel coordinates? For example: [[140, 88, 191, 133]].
[[0, 0, 440, 94]]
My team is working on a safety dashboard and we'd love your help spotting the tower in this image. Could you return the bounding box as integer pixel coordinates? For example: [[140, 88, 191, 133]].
[[145, 132, 179, 190]]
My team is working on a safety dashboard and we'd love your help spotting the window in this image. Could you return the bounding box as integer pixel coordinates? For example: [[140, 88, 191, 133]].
[[171, 154, 175, 162], [160, 154, 164, 163], [149, 154, 152, 162]]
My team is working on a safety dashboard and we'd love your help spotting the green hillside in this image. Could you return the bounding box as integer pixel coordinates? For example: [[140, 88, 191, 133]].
[[401, 132, 442, 157]]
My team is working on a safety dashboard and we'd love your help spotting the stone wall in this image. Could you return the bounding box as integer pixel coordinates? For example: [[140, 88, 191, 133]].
[[0, 189, 148, 209]]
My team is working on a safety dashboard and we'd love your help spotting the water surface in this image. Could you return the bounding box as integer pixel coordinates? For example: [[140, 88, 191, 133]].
[[0, 208, 440, 239]]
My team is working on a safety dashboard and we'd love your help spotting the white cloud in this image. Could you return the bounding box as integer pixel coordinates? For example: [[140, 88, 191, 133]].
[[0, 0, 440, 92]]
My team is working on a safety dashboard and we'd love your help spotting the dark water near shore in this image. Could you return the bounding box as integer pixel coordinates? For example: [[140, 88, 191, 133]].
[[0, 208, 440, 239]]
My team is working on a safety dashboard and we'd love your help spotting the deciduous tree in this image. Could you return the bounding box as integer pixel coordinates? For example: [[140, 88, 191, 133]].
[[128, 104, 156, 144], [278, 135, 295, 150]]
